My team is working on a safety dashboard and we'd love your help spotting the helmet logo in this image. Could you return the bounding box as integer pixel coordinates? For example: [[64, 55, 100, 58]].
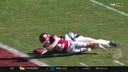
[[43, 34, 49, 38]]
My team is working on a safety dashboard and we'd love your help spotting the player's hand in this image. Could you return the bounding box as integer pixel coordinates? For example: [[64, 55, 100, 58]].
[[33, 48, 48, 56]]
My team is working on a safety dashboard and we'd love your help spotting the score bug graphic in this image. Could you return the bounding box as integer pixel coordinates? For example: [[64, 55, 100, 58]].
[[110, 2, 123, 7]]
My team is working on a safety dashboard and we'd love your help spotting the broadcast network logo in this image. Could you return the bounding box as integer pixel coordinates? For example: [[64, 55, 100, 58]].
[[110, 2, 123, 7]]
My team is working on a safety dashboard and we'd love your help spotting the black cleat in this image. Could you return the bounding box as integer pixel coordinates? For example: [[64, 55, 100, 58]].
[[109, 41, 118, 47]]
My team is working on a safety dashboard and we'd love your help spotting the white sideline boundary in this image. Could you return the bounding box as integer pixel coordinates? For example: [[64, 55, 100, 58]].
[[113, 60, 124, 65], [79, 62, 88, 66], [90, 0, 128, 16], [0, 42, 49, 66]]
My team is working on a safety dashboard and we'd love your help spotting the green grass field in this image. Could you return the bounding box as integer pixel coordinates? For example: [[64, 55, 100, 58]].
[[0, 0, 128, 66]]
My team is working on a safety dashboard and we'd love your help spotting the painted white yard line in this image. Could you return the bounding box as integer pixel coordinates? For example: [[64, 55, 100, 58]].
[[0, 42, 49, 66], [90, 0, 128, 16], [79, 62, 88, 66], [113, 60, 124, 65]]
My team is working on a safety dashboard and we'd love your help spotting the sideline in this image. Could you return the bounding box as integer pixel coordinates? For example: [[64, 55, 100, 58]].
[[90, 0, 128, 16], [79, 62, 88, 66], [113, 60, 124, 65], [0, 42, 49, 66]]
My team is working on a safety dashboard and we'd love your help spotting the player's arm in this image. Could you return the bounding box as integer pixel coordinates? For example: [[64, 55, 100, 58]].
[[33, 48, 48, 55], [46, 35, 60, 51]]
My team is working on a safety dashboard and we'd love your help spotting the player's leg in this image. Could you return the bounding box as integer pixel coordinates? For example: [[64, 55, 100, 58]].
[[75, 36, 107, 49], [75, 36, 96, 42], [67, 41, 93, 53], [67, 47, 91, 53], [96, 39, 118, 48], [68, 40, 108, 53]]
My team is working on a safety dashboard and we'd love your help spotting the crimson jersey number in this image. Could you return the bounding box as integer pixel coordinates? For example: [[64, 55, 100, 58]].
[[56, 43, 65, 50]]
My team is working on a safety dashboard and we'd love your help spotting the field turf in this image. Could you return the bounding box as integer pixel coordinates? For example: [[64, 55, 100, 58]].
[[0, 0, 128, 66]]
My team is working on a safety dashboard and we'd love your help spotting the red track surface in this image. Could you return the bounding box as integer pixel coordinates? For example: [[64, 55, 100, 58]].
[[0, 48, 38, 66]]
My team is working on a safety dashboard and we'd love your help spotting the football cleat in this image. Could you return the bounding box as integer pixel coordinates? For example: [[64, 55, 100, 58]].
[[109, 41, 118, 47]]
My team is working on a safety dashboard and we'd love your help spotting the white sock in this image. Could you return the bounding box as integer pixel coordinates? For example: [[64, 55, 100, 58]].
[[96, 39, 110, 48]]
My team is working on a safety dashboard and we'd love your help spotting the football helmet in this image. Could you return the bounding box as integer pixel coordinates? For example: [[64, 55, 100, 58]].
[[39, 33, 50, 43]]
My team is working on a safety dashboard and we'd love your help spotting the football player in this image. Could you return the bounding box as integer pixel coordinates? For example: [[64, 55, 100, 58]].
[[33, 32, 118, 55], [61, 32, 118, 48], [33, 33, 98, 55]]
